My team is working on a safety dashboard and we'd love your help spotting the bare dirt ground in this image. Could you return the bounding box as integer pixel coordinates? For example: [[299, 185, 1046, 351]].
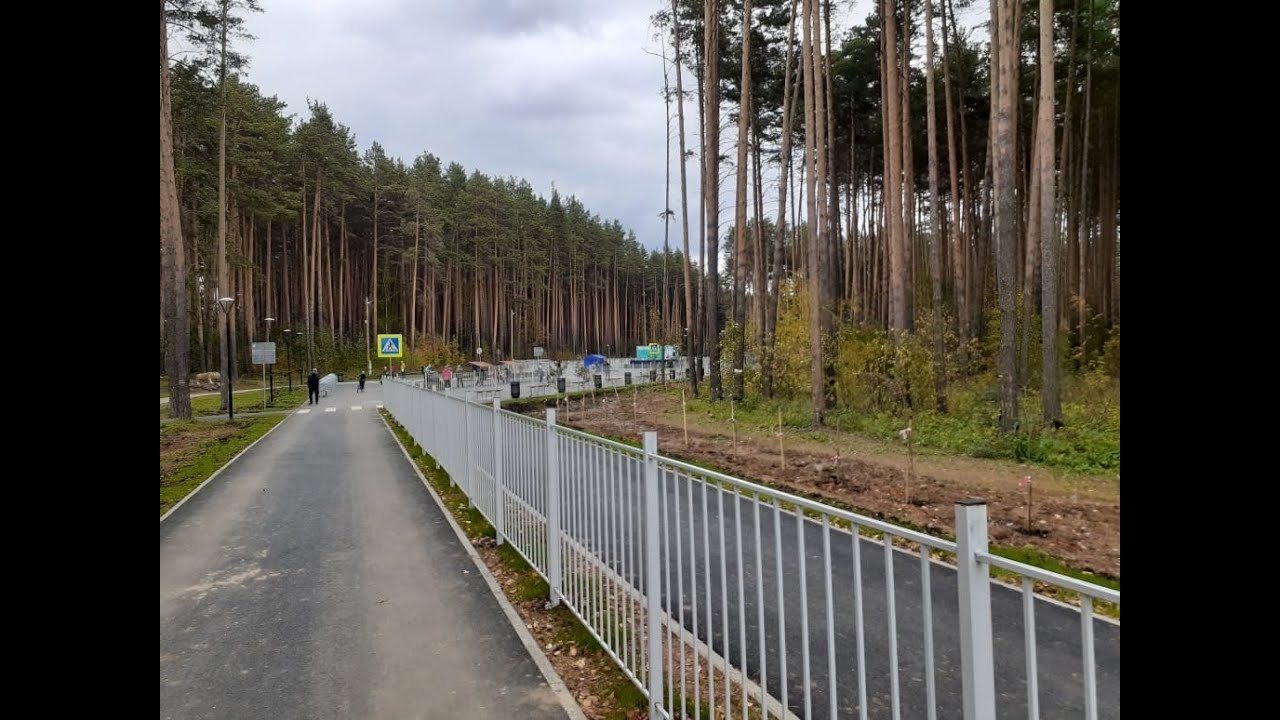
[[536, 391, 1119, 582]]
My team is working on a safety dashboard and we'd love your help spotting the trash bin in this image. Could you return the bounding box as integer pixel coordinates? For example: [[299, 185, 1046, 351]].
[[511, 381, 521, 399], [650, 370, 657, 382], [624, 372, 632, 386], [593, 375, 602, 389], [557, 377, 566, 394], [337, 373, 344, 382]]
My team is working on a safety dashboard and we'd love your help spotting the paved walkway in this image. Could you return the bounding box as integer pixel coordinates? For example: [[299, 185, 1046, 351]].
[[160, 381, 574, 720]]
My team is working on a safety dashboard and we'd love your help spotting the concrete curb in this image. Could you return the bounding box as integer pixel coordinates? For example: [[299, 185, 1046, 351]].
[[379, 413, 588, 720]]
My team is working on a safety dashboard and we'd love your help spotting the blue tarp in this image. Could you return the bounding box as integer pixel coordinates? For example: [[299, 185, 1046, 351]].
[[583, 354, 606, 368]]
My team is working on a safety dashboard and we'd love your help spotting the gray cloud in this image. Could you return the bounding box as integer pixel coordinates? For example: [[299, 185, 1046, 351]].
[[240, 0, 986, 254], [243, 0, 683, 249]]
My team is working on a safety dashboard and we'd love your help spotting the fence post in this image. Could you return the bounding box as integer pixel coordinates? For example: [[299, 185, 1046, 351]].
[[546, 408, 562, 608], [442, 389, 453, 484], [642, 431, 664, 719], [955, 499, 996, 720], [493, 398, 505, 546], [414, 385, 423, 448], [464, 393, 474, 507]]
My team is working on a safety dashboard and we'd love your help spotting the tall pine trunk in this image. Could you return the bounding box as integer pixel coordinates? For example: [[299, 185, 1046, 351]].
[[942, 0, 965, 351], [925, 0, 948, 412], [992, 0, 1020, 432], [216, 0, 231, 411], [704, 0, 723, 400], [765, 0, 799, 399], [161, 0, 191, 419], [732, 0, 752, 402], [884, 0, 908, 333], [1040, 0, 1062, 425], [802, 0, 826, 424]]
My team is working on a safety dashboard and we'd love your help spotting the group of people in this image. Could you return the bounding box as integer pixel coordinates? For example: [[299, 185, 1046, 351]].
[[304, 368, 369, 405]]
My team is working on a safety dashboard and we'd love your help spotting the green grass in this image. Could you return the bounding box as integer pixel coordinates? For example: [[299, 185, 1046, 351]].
[[161, 387, 307, 419], [552, 606, 606, 653], [673, 372, 1119, 477], [159, 415, 286, 516]]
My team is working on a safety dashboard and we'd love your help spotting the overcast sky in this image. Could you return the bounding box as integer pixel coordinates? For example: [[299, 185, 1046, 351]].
[[239, 0, 983, 252]]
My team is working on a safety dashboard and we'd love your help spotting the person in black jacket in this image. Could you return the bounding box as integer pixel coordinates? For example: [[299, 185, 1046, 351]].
[[307, 368, 320, 405], [358, 371, 366, 393]]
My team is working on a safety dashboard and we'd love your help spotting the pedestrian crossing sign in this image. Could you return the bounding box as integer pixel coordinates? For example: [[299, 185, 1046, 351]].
[[377, 334, 404, 358]]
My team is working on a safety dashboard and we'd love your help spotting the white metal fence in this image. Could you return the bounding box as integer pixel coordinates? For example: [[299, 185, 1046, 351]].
[[405, 356, 705, 400], [384, 381, 1120, 720]]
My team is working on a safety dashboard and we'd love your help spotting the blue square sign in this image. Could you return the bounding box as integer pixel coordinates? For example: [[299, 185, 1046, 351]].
[[376, 334, 404, 358]]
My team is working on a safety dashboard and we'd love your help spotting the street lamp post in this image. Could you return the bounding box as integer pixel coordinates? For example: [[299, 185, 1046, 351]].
[[264, 317, 275, 406], [365, 297, 372, 376], [217, 297, 236, 421], [283, 329, 294, 391]]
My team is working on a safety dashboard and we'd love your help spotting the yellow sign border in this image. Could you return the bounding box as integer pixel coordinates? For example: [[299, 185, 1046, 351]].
[[376, 333, 404, 358]]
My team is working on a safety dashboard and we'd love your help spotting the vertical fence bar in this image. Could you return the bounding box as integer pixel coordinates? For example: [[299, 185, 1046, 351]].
[[529, 422, 537, 567], [1082, 596, 1097, 720], [885, 534, 900, 720], [606, 448, 616, 657], [581, 441, 589, 622], [519, 422, 526, 551], [577, 440, 585, 612], [955, 500, 996, 720], [572, 439, 582, 612], [513, 419, 521, 556], [493, 399, 504, 546], [626, 452, 636, 673], [852, 524, 868, 720], [643, 431, 663, 720], [734, 489, 747, 719], [610, 451, 622, 664], [594, 444, 604, 640], [674, 470, 688, 716], [796, 506, 811, 720], [773, 498, 788, 718], [596, 446, 605, 639], [824, 517, 838, 720], [718, 486, 731, 718], [702, 479, 715, 716], [638, 452, 648, 684], [546, 409, 561, 607], [922, 546, 937, 720], [663, 469, 675, 713], [579, 441, 588, 621], [1022, 577, 1039, 720], [464, 398, 474, 506], [753, 493, 766, 717], [444, 393, 453, 486], [688, 469, 701, 720]]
